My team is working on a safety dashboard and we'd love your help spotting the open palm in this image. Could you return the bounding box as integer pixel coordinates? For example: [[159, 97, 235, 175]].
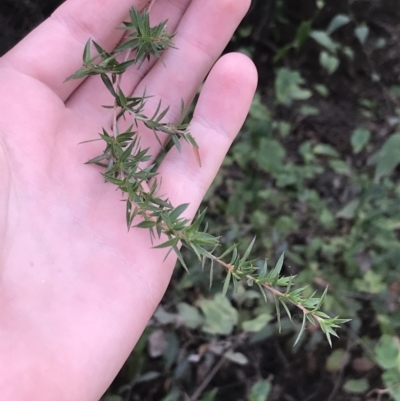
[[0, 0, 256, 400]]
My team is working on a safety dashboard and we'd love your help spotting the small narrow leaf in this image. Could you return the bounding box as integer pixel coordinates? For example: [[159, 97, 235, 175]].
[[275, 298, 281, 333], [241, 237, 256, 263], [270, 253, 284, 282], [83, 39, 92, 63], [293, 312, 307, 347], [257, 283, 268, 304], [153, 237, 179, 249], [222, 271, 232, 298]]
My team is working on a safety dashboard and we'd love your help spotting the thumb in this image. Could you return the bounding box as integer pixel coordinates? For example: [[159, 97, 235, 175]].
[[0, 137, 10, 273]]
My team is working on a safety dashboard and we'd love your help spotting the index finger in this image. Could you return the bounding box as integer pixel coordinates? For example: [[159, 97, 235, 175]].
[[0, 0, 149, 101]]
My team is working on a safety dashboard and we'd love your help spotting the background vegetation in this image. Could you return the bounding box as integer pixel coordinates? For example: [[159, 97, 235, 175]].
[[1, 0, 399, 400]]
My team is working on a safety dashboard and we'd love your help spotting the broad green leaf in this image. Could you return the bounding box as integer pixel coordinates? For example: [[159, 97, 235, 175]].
[[256, 138, 286, 174], [374, 133, 400, 180], [319, 51, 340, 74], [336, 199, 360, 219], [198, 294, 238, 335], [351, 128, 371, 154], [153, 306, 177, 325], [249, 380, 272, 401], [329, 159, 351, 175], [314, 83, 329, 97], [313, 144, 339, 157], [355, 25, 369, 44], [375, 335, 400, 369], [275, 68, 312, 106], [177, 303, 203, 329], [300, 105, 319, 116], [327, 14, 351, 34], [382, 370, 400, 401], [249, 94, 272, 121], [310, 31, 339, 53], [224, 351, 249, 366], [242, 313, 273, 332], [326, 349, 350, 372], [343, 379, 369, 394]]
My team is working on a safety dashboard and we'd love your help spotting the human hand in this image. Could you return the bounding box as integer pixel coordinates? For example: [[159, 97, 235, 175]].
[[0, 0, 257, 400]]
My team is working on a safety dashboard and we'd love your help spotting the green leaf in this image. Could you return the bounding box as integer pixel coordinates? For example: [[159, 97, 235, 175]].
[[295, 21, 312, 47], [299, 105, 319, 116], [270, 253, 284, 280], [279, 299, 292, 321], [314, 83, 329, 97], [222, 271, 232, 298], [355, 25, 369, 44], [169, 203, 189, 221], [343, 379, 369, 394], [336, 199, 360, 219], [249, 380, 272, 401], [374, 335, 400, 369], [326, 14, 351, 35], [219, 244, 237, 260], [153, 237, 179, 249], [198, 294, 238, 335], [83, 39, 92, 63], [258, 261, 268, 280], [326, 349, 350, 372], [241, 237, 256, 263], [319, 51, 340, 75], [257, 283, 268, 304], [135, 220, 156, 229], [224, 351, 248, 366], [382, 370, 400, 401], [65, 67, 90, 81], [199, 389, 218, 401], [293, 313, 307, 347], [351, 128, 371, 154], [102, 396, 123, 401], [373, 133, 400, 180], [310, 30, 339, 53], [275, 68, 312, 106], [242, 313, 272, 332], [329, 159, 351, 175], [256, 138, 286, 174], [136, 371, 161, 383], [313, 144, 339, 157], [177, 303, 203, 329], [273, 44, 293, 63]]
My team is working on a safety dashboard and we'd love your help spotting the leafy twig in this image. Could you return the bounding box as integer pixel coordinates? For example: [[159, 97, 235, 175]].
[[67, 6, 349, 345]]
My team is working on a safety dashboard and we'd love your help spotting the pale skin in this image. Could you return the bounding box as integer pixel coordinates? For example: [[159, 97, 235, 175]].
[[0, 0, 257, 399]]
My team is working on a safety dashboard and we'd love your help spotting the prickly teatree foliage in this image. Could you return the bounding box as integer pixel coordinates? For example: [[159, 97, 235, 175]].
[[66, 7, 349, 346]]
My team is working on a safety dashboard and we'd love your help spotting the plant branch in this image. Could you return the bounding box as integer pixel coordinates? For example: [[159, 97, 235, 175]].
[[67, 6, 349, 347]]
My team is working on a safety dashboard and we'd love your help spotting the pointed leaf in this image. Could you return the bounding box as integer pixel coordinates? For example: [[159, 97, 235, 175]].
[[222, 271, 232, 298]]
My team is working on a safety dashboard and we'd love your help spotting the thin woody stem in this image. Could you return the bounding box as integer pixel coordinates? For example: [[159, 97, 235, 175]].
[[212, 255, 323, 324], [134, 204, 323, 325]]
